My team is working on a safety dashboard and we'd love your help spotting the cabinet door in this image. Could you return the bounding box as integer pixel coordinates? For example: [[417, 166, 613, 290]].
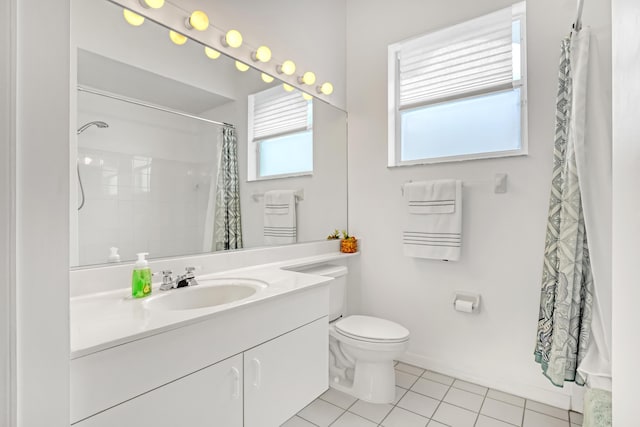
[[73, 354, 243, 427], [244, 317, 328, 427]]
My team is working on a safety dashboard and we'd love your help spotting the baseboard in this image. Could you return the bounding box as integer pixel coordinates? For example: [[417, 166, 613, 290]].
[[399, 351, 573, 410]]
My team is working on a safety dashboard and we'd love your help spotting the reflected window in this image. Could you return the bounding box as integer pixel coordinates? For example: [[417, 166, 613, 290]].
[[248, 86, 313, 180], [133, 156, 152, 193]]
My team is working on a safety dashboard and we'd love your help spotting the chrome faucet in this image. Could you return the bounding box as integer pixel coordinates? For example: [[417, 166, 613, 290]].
[[176, 266, 199, 288], [158, 270, 176, 291], [158, 267, 199, 291]]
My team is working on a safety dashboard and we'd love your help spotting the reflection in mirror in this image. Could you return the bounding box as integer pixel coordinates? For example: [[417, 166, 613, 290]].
[[70, 0, 347, 267]]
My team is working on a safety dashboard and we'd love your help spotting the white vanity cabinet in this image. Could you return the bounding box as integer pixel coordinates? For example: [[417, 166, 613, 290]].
[[74, 354, 243, 427], [71, 283, 329, 427]]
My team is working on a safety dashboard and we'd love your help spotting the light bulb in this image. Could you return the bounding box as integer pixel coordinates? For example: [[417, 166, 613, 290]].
[[251, 46, 272, 63], [187, 10, 209, 31], [298, 71, 316, 85], [204, 46, 221, 59], [139, 0, 164, 9], [222, 30, 243, 48], [282, 83, 294, 92], [235, 61, 249, 72], [169, 30, 187, 46], [317, 82, 334, 95], [277, 60, 296, 76], [261, 73, 274, 83], [123, 9, 144, 26], [302, 93, 313, 101]]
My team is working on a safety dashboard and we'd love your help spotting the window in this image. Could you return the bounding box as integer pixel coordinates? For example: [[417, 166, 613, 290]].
[[248, 86, 313, 180], [388, 2, 527, 165]]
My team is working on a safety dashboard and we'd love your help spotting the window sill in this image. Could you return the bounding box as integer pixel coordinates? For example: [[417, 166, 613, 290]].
[[388, 149, 528, 168], [247, 171, 313, 182]]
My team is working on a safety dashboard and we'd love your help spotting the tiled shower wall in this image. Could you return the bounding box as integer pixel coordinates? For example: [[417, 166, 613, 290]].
[[74, 91, 219, 266]]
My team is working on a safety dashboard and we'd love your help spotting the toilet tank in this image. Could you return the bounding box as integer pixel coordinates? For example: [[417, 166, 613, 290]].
[[288, 263, 348, 322]]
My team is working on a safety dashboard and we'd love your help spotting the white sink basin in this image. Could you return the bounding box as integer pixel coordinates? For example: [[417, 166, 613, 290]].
[[144, 278, 268, 311]]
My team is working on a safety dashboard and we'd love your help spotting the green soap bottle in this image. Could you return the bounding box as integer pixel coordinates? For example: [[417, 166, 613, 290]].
[[132, 252, 152, 298]]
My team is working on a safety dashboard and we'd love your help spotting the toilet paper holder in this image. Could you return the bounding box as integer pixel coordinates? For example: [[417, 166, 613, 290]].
[[453, 291, 481, 313]]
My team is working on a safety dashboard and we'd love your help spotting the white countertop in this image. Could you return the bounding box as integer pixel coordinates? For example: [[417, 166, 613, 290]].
[[71, 253, 355, 359]]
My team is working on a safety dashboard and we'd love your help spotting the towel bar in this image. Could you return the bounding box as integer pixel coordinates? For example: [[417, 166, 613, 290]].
[[252, 189, 304, 202], [401, 174, 508, 195]]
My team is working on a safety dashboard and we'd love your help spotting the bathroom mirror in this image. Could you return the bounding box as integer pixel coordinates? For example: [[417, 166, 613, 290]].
[[70, 0, 347, 267]]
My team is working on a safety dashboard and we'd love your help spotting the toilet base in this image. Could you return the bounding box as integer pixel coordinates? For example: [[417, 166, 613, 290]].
[[329, 359, 396, 404]]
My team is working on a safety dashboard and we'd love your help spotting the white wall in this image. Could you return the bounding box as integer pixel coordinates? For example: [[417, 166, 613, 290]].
[[15, 0, 71, 425], [1, 0, 15, 423], [612, 0, 640, 423], [346, 0, 611, 408]]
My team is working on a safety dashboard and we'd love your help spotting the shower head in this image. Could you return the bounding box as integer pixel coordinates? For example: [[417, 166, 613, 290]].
[[77, 121, 109, 135]]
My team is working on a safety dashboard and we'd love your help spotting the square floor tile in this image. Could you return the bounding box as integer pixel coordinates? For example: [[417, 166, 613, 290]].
[[397, 391, 440, 419], [396, 362, 426, 377], [523, 409, 570, 427], [332, 411, 378, 427], [380, 406, 430, 427], [481, 398, 524, 425], [427, 422, 448, 427], [432, 402, 478, 427], [411, 377, 450, 400], [297, 399, 344, 427], [281, 415, 317, 427], [525, 400, 569, 421], [452, 379, 488, 396], [569, 411, 584, 424], [348, 400, 393, 424], [393, 386, 409, 405], [443, 387, 484, 412], [487, 389, 525, 408], [319, 387, 358, 409], [422, 370, 455, 386], [396, 370, 420, 389], [475, 414, 518, 427]]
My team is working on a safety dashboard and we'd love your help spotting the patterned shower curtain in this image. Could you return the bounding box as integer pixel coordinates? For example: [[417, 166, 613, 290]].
[[534, 35, 594, 387], [213, 125, 243, 251]]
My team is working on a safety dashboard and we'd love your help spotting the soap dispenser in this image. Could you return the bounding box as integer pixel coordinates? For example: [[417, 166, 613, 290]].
[[132, 252, 152, 298], [108, 247, 121, 263]]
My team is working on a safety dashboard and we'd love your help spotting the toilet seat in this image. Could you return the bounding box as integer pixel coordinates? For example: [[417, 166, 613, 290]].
[[335, 315, 409, 343]]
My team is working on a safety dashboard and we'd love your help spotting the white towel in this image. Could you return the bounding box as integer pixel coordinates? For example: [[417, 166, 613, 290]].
[[264, 190, 297, 245], [402, 180, 462, 261]]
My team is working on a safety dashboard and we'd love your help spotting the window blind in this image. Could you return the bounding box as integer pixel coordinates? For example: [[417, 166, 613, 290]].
[[397, 5, 517, 110], [250, 86, 311, 141]]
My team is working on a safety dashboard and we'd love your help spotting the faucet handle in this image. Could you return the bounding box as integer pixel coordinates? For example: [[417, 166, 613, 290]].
[[161, 270, 173, 284], [185, 266, 196, 274]]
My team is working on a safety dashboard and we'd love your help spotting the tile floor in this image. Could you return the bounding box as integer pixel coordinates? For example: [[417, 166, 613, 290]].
[[282, 362, 583, 427]]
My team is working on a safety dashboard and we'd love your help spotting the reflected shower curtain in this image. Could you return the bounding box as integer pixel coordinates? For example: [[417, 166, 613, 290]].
[[213, 125, 243, 251], [534, 32, 594, 387]]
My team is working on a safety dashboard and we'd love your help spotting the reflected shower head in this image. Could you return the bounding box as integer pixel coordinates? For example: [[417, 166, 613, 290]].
[[77, 121, 109, 135]]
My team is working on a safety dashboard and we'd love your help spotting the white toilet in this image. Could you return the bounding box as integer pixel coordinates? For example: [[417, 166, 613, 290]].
[[305, 264, 410, 404]]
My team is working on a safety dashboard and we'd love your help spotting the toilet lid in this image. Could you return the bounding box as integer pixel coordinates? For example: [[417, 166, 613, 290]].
[[335, 315, 409, 343]]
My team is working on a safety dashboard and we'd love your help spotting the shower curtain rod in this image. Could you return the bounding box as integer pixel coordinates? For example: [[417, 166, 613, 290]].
[[77, 86, 235, 129], [573, 0, 584, 31]]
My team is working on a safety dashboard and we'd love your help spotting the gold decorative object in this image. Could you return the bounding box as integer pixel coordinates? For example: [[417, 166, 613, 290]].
[[340, 237, 357, 253]]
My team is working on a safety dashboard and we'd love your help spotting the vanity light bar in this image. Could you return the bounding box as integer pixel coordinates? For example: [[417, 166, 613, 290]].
[[118, 0, 334, 97]]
